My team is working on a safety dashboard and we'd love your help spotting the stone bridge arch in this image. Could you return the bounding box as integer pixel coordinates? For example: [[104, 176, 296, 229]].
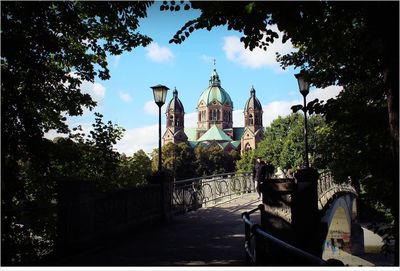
[[316, 172, 361, 254], [259, 169, 360, 258], [321, 193, 358, 253]]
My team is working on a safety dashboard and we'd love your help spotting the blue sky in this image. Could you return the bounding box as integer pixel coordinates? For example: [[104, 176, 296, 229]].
[[48, 2, 341, 156]]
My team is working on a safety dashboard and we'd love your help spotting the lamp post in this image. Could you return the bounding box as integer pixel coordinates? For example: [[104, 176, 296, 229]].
[[295, 72, 310, 169], [151, 84, 169, 173]]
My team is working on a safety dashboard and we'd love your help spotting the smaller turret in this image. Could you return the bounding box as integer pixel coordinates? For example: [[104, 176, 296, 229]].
[[163, 87, 187, 145], [241, 86, 264, 154]]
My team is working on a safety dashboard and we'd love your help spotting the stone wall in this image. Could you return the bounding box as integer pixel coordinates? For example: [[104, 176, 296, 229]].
[[56, 180, 167, 255]]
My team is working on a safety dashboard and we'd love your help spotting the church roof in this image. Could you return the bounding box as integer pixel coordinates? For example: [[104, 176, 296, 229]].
[[232, 127, 245, 141], [197, 68, 233, 108], [187, 141, 199, 148], [166, 87, 184, 113], [244, 86, 262, 111], [231, 141, 241, 148], [184, 127, 197, 141], [197, 125, 232, 142]]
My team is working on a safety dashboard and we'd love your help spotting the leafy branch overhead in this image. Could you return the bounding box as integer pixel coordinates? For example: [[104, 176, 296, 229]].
[[160, 1, 281, 51], [2, 1, 154, 264], [291, 98, 324, 115]]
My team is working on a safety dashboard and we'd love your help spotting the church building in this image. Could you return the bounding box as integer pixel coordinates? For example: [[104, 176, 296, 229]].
[[163, 65, 264, 154]]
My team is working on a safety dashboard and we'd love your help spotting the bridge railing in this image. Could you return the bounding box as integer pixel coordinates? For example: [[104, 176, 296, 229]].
[[318, 171, 357, 210], [172, 172, 254, 214], [242, 205, 344, 266]]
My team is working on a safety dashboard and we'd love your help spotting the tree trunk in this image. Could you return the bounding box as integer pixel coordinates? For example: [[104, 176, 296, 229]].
[[383, 65, 399, 266]]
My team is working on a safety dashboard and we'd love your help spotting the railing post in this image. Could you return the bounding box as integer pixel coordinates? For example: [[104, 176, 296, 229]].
[[162, 179, 172, 221], [253, 225, 266, 266], [243, 212, 252, 264], [292, 168, 324, 258]]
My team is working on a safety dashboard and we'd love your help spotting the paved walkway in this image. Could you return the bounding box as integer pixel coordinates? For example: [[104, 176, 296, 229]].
[[54, 192, 261, 266]]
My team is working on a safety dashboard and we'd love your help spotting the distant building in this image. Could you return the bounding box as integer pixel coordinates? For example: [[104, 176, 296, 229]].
[[163, 65, 264, 154]]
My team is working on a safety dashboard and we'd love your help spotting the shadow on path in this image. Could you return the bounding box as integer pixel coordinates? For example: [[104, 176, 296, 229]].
[[54, 193, 260, 266]]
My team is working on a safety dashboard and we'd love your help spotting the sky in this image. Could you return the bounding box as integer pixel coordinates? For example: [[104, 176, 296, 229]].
[[46, 2, 342, 156]]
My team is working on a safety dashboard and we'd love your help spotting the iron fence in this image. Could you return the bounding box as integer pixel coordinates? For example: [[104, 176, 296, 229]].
[[318, 171, 357, 210], [172, 172, 254, 214]]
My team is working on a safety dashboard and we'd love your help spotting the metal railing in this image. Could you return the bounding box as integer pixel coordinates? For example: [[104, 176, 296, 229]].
[[242, 205, 344, 266], [172, 172, 254, 214], [318, 171, 357, 210]]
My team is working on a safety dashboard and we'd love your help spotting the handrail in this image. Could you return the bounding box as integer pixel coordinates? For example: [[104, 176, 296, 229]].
[[174, 171, 251, 184], [242, 206, 344, 266], [172, 172, 254, 214]]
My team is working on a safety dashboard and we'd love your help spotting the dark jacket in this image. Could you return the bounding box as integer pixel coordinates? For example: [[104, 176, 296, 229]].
[[253, 162, 267, 182]]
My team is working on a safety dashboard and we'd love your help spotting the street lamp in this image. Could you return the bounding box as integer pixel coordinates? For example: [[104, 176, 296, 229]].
[[151, 84, 169, 173], [295, 72, 310, 169]]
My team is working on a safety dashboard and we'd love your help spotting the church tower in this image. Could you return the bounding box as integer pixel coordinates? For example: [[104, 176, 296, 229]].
[[196, 63, 233, 139], [163, 87, 188, 145], [241, 86, 264, 154]]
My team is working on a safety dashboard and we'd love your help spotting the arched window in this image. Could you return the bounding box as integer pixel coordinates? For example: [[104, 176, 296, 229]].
[[245, 143, 252, 151], [249, 114, 254, 126], [169, 115, 174, 126], [212, 110, 217, 121]]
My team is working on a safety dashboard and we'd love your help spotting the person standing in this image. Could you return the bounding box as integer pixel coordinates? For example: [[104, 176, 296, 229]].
[[253, 157, 266, 200], [265, 160, 275, 180]]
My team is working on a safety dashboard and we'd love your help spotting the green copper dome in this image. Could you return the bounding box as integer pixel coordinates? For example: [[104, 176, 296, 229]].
[[197, 68, 233, 107]]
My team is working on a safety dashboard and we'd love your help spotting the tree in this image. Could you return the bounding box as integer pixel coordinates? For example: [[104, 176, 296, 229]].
[[255, 113, 326, 172], [161, 1, 398, 261], [235, 149, 255, 173], [153, 143, 238, 180], [2, 112, 126, 264], [117, 150, 152, 187], [162, 1, 398, 159], [313, 82, 394, 214], [1, 1, 153, 264], [65, 113, 125, 189], [161, 142, 197, 181]]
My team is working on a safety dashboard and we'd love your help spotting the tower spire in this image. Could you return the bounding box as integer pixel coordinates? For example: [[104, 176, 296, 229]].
[[209, 59, 221, 87]]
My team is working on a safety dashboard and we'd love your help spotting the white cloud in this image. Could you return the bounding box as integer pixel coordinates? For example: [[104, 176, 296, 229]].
[[222, 25, 295, 70], [261, 85, 343, 127], [44, 119, 93, 141], [144, 100, 160, 116], [308, 85, 342, 102], [145, 42, 174, 63], [119, 91, 133, 103], [81, 80, 106, 103], [44, 129, 67, 140], [233, 110, 245, 127], [262, 100, 295, 127], [185, 112, 198, 127], [65, 72, 106, 104], [115, 125, 166, 156]]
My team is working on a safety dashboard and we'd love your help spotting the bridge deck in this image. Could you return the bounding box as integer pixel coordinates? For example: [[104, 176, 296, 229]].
[[54, 192, 260, 266]]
